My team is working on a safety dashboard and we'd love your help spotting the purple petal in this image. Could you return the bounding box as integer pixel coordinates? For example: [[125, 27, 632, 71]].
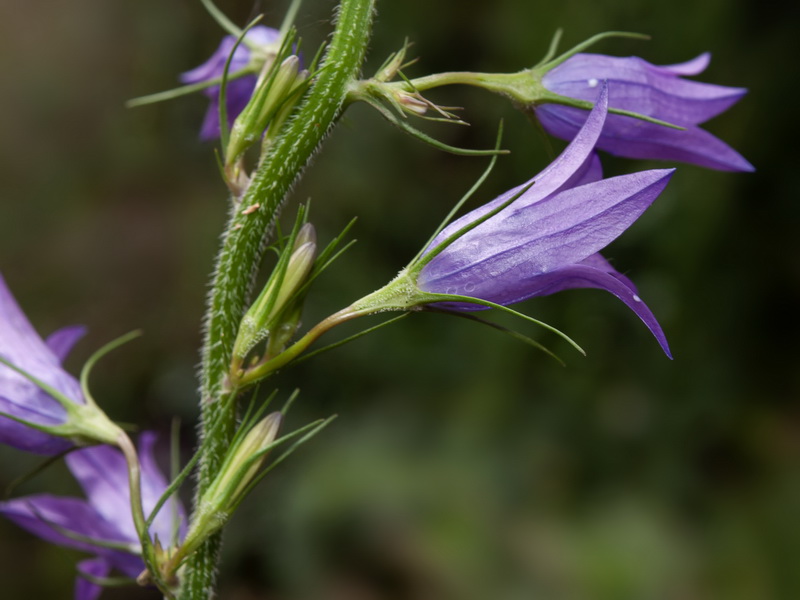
[[656, 52, 711, 76], [181, 33, 254, 84], [0, 397, 71, 453], [543, 54, 747, 125], [180, 25, 281, 84], [569, 151, 603, 187], [429, 84, 611, 251], [138, 432, 186, 545], [579, 253, 639, 292], [45, 325, 87, 363], [536, 104, 754, 172], [0, 275, 84, 452], [419, 168, 674, 299], [66, 444, 137, 542], [244, 25, 282, 48], [66, 433, 184, 548], [0, 494, 130, 552], [75, 558, 111, 600], [195, 75, 259, 141], [518, 259, 672, 357]]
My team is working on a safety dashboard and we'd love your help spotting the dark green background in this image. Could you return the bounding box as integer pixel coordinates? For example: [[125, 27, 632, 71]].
[[0, 0, 796, 598]]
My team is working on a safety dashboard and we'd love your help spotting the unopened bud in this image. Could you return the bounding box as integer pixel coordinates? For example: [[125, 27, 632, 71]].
[[232, 224, 317, 364], [179, 413, 282, 557], [215, 413, 282, 503], [396, 91, 428, 116], [227, 55, 304, 163]]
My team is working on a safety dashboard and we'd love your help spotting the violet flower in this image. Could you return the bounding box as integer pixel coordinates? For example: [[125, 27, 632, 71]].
[[181, 25, 281, 140], [416, 84, 673, 356], [0, 274, 87, 454], [0, 432, 185, 600], [536, 52, 753, 172]]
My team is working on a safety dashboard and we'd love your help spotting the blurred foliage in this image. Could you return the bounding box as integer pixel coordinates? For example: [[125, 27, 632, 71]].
[[0, 0, 798, 598]]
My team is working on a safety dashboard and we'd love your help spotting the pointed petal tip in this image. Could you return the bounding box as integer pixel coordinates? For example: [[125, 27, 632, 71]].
[[661, 52, 712, 76], [733, 156, 756, 173]]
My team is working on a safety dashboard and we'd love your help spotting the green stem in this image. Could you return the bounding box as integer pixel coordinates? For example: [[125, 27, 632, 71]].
[[389, 70, 682, 129], [180, 1, 376, 598], [117, 433, 174, 597], [235, 306, 365, 389], [389, 70, 538, 98]]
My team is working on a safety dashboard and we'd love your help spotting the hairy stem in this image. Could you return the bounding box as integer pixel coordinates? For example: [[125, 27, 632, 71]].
[[180, 1, 376, 598]]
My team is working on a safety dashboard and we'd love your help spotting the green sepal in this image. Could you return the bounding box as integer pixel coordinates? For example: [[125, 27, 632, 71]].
[[537, 91, 685, 130], [293, 313, 409, 366], [199, 0, 244, 41], [534, 30, 651, 72], [363, 95, 507, 156], [80, 330, 142, 407], [232, 415, 336, 510], [232, 205, 312, 362], [411, 181, 534, 274], [125, 71, 254, 109], [4, 448, 74, 500], [428, 307, 565, 365], [143, 391, 241, 533], [409, 121, 505, 266], [218, 18, 264, 153], [74, 571, 137, 589], [25, 500, 141, 554], [400, 289, 584, 356], [174, 404, 334, 570]]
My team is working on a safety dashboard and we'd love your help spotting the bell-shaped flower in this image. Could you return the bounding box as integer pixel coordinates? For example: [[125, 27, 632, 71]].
[[0, 432, 185, 600], [344, 85, 672, 358], [180, 25, 281, 140], [417, 84, 672, 355], [0, 275, 89, 454], [536, 52, 753, 172]]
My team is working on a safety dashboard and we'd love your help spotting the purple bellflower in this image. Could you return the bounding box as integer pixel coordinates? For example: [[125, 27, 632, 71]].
[[536, 52, 753, 172], [0, 432, 185, 600], [181, 25, 281, 140], [413, 84, 673, 356], [0, 274, 89, 454]]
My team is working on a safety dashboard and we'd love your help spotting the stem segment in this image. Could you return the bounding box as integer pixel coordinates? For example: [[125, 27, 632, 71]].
[[181, 1, 376, 598]]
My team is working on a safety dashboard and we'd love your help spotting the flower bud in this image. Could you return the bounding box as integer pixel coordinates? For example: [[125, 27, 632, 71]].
[[178, 413, 282, 559], [232, 224, 317, 364], [227, 55, 305, 163], [395, 90, 428, 116]]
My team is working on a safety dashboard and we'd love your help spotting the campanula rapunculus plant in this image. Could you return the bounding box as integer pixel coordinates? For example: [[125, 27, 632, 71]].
[[536, 52, 753, 172], [348, 85, 673, 357], [180, 25, 281, 139], [0, 432, 185, 600], [6, 1, 755, 596], [0, 275, 115, 454]]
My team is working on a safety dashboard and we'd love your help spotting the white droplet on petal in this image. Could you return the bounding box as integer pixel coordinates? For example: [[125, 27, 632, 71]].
[[587, 78, 599, 88], [632, 294, 641, 302]]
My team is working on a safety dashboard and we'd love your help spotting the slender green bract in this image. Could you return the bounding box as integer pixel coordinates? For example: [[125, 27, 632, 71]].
[[181, 1, 377, 597]]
